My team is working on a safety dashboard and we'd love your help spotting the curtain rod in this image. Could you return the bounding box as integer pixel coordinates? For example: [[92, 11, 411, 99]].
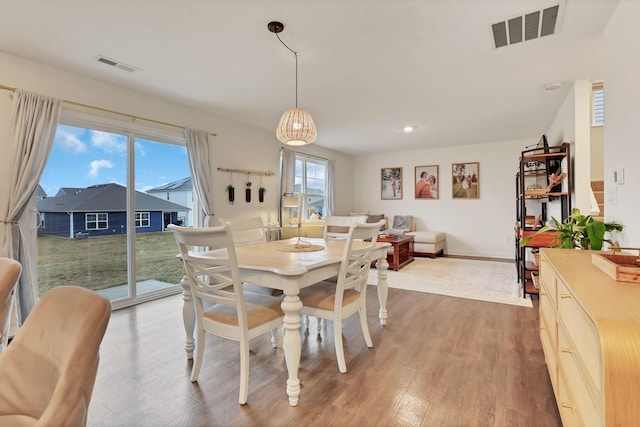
[[0, 84, 217, 137], [280, 147, 328, 162], [218, 167, 274, 177]]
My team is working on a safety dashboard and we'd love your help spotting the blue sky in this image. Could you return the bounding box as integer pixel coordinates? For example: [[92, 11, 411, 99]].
[[39, 124, 191, 197]]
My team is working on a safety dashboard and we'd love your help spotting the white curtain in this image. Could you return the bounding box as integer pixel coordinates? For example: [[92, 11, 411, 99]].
[[184, 128, 215, 227], [279, 148, 335, 221], [0, 89, 62, 322], [279, 148, 296, 225], [326, 159, 336, 216]]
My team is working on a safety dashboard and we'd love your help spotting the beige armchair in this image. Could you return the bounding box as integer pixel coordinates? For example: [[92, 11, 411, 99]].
[[0, 286, 111, 426], [0, 257, 21, 354]]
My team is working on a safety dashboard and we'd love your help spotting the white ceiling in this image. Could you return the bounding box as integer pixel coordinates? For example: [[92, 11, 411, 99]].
[[0, 0, 618, 155]]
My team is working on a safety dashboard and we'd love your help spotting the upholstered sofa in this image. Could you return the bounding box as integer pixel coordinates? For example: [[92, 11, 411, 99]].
[[281, 215, 446, 259], [357, 213, 445, 258], [406, 231, 446, 258]]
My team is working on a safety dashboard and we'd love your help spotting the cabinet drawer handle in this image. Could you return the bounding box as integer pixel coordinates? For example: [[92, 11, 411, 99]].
[[560, 293, 572, 299], [561, 347, 573, 354], [540, 291, 546, 296], [561, 402, 574, 409]]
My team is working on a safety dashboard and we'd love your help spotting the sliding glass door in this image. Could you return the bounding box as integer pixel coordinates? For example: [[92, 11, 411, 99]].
[[37, 123, 190, 307]]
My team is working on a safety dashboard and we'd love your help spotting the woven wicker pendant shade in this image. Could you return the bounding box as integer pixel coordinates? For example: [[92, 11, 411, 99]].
[[269, 21, 317, 146], [276, 108, 317, 146]]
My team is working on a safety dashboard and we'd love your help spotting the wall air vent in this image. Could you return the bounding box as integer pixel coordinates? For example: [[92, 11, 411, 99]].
[[95, 55, 138, 72], [491, 4, 559, 49]]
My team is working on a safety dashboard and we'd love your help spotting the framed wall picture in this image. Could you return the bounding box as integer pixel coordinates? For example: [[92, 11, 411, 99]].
[[452, 162, 479, 199], [414, 165, 439, 199], [381, 167, 403, 200]]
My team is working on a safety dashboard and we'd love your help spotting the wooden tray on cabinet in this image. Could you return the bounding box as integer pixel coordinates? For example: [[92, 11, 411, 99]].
[[592, 252, 640, 283]]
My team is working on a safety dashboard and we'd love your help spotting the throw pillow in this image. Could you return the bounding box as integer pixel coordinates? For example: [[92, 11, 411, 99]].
[[367, 214, 386, 231]]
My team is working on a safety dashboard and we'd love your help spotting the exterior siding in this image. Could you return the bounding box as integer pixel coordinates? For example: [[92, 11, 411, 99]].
[[148, 189, 192, 226], [39, 211, 169, 237], [41, 212, 72, 237]]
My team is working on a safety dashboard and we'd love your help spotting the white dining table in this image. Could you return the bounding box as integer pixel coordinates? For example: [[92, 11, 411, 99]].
[[178, 237, 391, 406]]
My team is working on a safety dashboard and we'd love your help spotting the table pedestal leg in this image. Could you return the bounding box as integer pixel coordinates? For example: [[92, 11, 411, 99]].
[[376, 256, 389, 326], [281, 293, 303, 406], [180, 274, 195, 359]]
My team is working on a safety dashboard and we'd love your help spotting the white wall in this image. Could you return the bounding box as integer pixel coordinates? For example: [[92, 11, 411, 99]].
[[603, 0, 640, 247], [0, 51, 355, 227], [352, 139, 528, 259], [546, 80, 594, 215], [590, 126, 604, 182]]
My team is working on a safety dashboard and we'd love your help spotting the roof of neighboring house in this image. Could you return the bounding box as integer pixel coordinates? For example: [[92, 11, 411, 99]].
[[36, 184, 47, 199], [38, 183, 190, 213], [147, 177, 192, 193], [55, 187, 85, 197]]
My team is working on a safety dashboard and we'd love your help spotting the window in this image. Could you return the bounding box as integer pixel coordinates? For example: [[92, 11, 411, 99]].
[[295, 155, 327, 219], [38, 118, 191, 308], [592, 81, 604, 127], [135, 212, 150, 227], [86, 213, 108, 230]]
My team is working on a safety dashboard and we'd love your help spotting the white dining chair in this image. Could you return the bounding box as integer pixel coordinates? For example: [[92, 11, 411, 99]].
[[300, 220, 384, 373], [218, 216, 281, 297], [218, 216, 267, 246], [322, 215, 368, 240], [168, 224, 284, 405]]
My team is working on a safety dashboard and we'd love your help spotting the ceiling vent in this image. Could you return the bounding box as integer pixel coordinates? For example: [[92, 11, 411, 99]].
[[95, 55, 138, 72], [491, 4, 559, 49]]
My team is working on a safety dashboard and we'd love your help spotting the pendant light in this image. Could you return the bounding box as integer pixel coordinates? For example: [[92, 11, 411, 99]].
[[268, 21, 317, 146]]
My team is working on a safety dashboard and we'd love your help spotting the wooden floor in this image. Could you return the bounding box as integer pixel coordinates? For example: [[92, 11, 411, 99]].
[[88, 286, 561, 427]]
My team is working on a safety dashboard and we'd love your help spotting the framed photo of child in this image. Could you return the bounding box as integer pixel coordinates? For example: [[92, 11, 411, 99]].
[[414, 165, 439, 199], [381, 167, 402, 200], [452, 162, 479, 199]]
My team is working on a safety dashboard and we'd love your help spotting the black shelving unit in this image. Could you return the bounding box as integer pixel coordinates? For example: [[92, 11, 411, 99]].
[[515, 140, 572, 298]]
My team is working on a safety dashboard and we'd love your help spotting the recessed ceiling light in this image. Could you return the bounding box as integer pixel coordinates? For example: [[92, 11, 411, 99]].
[[403, 126, 414, 133], [544, 82, 563, 91]]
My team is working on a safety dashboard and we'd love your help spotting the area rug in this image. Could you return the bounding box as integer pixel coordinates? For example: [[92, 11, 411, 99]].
[[367, 257, 533, 307]]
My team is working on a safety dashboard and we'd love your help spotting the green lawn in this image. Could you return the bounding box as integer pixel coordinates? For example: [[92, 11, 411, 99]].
[[37, 232, 184, 295]]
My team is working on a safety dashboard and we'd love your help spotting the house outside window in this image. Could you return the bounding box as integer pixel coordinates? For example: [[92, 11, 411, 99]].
[[295, 155, 327, 219], [135, 212, 150, 227], [86, 213, 108, 230]]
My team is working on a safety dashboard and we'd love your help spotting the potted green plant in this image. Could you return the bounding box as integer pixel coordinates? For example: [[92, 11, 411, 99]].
[[245, 181, 252, 203], [520, 208, 623, 250], [226, 184, 235, 204]]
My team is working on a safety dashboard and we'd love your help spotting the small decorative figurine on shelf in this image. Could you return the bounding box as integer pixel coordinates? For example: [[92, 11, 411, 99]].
[[546, 169, 566, 193]]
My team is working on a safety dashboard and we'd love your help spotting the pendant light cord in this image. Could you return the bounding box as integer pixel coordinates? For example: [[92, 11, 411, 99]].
[[275, 33, 299, 108]]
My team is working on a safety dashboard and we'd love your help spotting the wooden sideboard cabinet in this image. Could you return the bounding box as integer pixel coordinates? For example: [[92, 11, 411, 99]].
[[539, 248, 640, 426]]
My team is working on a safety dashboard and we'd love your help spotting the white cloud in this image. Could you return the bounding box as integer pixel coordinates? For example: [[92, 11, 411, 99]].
[[89, 159, 114, 177], [135, 141, 146, 156], [58, 129, 87, 153], [91, 131, 126, 154]]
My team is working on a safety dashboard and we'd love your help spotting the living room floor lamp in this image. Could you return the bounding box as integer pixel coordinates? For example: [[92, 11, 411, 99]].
[[280, 193, 323, 252], [268, 21, 317, 146]]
